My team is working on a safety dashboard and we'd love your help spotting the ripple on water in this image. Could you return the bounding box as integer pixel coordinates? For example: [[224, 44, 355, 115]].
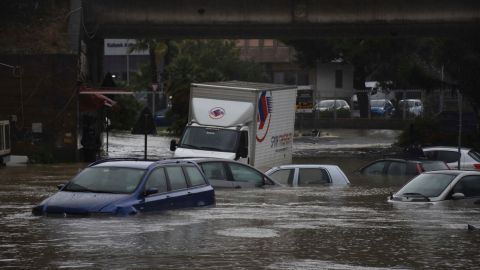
[[268, 259, 411, 270], [216, 227, 279, 238]]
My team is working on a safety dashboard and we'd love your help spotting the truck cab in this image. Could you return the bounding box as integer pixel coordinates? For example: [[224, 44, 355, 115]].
[[171, 123, 249, 162]]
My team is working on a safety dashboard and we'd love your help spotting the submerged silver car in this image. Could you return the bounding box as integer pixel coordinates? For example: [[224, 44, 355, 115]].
[[388, 170, 480, 204], [265, 164, 350, 186]]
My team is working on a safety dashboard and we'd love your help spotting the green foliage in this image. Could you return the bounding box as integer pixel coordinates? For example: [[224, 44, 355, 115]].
[[108, 95, 143, 131], [396, 118, 479, 149]]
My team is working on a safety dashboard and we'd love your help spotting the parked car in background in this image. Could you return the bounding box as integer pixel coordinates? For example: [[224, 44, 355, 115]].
[[388, 170, 480, 204], [359, 158, 449, 177], [265, 164, 350, 186], [397, 99, 423, 117], [154, 108, 171, 127], [423, 146, 480, 170], [191, 158, 277, 188], [370, 99, 395, 117], [32, 159, 215, 216], [315, 99, 351, 117]]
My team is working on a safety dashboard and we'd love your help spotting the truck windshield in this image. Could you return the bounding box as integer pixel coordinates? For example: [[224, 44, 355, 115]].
[[179, 126, 240, 153]]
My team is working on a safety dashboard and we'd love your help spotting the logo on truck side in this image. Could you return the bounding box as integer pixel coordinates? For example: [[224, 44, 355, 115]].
[[208, 107, 225, 119], [256, 91, 272, 142]]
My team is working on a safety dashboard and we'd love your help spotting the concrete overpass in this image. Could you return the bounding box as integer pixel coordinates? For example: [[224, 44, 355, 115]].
[[81, 0, 480, 39]]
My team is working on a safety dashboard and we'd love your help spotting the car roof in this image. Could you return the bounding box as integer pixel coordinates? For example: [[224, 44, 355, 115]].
[[423, 146, 473, 151], [90, 159, 200, 170], [422, 170, 480, 176], [269, 164, 341, 170]]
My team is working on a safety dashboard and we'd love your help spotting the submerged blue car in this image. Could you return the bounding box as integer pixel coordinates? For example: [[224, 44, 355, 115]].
[[32, 159, 215, 216]]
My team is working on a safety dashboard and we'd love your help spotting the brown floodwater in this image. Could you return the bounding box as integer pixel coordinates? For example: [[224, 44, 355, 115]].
[[1, 130, 479, 269]]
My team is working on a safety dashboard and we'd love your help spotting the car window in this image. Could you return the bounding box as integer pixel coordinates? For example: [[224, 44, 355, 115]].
[[468, 150, 480, 162], [386, 162, 406, 176], [298, 168, 330, 186], [145, 168, 168, 193], [424, 150, 437, 160], [165, 166, 188, 190], [421, 161, 449, 171], [361, 161, 386, 174], [268, 169, 294, 185], [452, 176, 480, 198], [437, 150, 460, 163], [200, 162, 227, 180], [185, 166, 206, 186], [228, 163, 264, 186]]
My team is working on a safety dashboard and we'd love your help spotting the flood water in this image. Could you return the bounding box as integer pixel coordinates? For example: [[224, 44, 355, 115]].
[[1, 130, 480, 269]]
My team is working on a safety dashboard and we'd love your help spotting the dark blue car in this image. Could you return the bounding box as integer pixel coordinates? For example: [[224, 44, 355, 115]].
[[32, 159, 215, 216], [370, 99, 395, 117]]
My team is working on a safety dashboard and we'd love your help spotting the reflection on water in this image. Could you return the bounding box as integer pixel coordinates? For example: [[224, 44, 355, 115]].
[[1, 132, 480, 269]]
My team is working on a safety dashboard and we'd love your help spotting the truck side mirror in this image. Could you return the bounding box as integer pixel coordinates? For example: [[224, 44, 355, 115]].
[[170, 139, 177, 151], [238, 147, 248, 158]]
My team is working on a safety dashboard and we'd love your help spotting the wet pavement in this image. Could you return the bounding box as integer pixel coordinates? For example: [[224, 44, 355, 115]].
[[1, 130, 480, 269]]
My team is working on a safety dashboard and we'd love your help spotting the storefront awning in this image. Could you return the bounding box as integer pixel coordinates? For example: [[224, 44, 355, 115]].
[[79, 86, 133, 95]]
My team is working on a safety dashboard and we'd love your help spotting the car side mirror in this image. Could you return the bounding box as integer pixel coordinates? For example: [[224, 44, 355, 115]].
[[170, 139, 177, 151], [144, 187, 159, 196], [451, 192, 465, 200], [57, 184, 65, 190]]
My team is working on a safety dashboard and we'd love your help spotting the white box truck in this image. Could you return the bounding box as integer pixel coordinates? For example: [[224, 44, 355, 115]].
[[170, 81, 297, 171]]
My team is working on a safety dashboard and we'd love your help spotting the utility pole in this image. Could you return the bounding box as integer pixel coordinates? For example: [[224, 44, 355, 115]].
[[458, 89, 462, 169]]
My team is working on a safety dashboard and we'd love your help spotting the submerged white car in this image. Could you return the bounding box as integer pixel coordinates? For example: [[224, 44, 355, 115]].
[[388, 170, 480, 204], [265, 164, 350, 186]]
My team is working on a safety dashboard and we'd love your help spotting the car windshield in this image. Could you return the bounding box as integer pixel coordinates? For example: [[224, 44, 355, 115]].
[[318, 100, 346, 108], [370, 100, 386, 107], [180, 126, 240, 152], [399, 100, 416, 107], [397, 173, 457, 197], [63, 167, 146, 194]]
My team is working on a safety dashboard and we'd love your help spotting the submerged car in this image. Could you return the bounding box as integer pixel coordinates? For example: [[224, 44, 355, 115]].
[[265, 164, 350, 186], [423, 146, 480, 170], [190, 158, 277, 188], [388, 170, 480, 204], [359, 158, 449, 177], [32, 159, 215, 216], [370, 99, 395, 117]]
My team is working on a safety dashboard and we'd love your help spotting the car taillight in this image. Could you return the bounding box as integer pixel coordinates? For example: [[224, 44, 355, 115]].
[[416, 163, 423, 174], [474, 164, 480, 170]]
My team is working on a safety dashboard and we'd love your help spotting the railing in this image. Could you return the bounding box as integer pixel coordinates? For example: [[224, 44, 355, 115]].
[[0, 120, 11, 157]]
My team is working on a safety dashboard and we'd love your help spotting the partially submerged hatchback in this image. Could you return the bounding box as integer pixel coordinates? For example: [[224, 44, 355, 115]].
[[388, 170, 480, 204], [359, 158, 449, 177], [32, 159, 215, 216], [265, 164, 350, 186]]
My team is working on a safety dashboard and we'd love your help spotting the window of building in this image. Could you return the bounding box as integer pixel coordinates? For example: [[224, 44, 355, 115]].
[[263, 39, 274, 47], [248, 39, 260, 47], [335, 70, 343, 88], [235, 39, 246, 47]]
